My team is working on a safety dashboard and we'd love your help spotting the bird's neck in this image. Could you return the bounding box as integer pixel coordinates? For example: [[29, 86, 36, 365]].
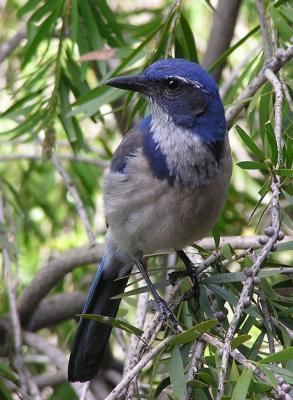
[[141, 110, 227, 188]]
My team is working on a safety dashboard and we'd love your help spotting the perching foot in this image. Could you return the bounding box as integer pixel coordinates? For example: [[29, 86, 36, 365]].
[[148, 298, 181, 334]]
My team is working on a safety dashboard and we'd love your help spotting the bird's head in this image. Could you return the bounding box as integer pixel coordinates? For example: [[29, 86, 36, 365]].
[[106, 58, 226, 142]]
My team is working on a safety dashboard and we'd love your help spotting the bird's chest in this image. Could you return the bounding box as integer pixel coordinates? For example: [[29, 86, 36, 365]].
[[148, 121, 220, 188]]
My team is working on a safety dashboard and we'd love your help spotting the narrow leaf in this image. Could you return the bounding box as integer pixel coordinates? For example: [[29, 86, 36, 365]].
[[237, 161, 267, 170], [169, 320, 216, 346], [170, 346, 186, 400], [79, 314, 143, 337], [260, 347, 293, 364], [236, 125, 263, 159], [231, 368, 253, 400]]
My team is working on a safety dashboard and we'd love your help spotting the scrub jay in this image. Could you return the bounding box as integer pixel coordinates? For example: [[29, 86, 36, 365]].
[[68, 58, 232, 382]]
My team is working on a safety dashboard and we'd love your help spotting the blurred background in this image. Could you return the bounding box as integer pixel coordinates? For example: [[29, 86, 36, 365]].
[[0, 0, 292, 399]]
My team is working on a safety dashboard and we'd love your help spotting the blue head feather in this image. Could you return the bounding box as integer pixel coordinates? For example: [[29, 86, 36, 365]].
[[143, 58, 226, 143]]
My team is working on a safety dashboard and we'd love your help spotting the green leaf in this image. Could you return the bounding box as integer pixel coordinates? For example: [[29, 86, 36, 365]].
[[271, 6, 292, 41], [0, 362, 18, 383], [282, 189, 293, 205], [203, 268, 284, 284], [152, 5, 178, 59], [0, 381, 13, 400], [71, 0, 78, 43], [111, 279, 169, 299], [222, 243, 233, 261], [235, 125, 264, 159], [209, 26, 260, 73], [237, 161, 267, 170], [259, 347, 293, 364], [176, 12, 198, 62], [264, 122, 278, 165], [17, 0, 41, 18], [274, 169, 293, 177], [79, 314, 143, 337], [248, 382, 271, 393], [97, 0, 124, 45], [29, 0, 61, 22], [187, 380, 208, 389], [231, 368, 253, 400], [169, 320, 216, 346], [154, 377, 171, 398], [231, 334, 251, 349], [170, 346, 186, 400], [277, 241, 293, 251], [22, 5, 61, 68], [207, 284, 259, 318]]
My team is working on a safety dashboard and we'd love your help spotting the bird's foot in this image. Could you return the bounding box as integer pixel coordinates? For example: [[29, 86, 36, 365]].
[[168, 270, 187, 286], [176, 250, 200, 309], [148, 299, 181, 334]]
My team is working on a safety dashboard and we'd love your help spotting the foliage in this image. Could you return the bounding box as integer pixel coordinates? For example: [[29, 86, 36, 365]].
[[0, 0, 292, 399]]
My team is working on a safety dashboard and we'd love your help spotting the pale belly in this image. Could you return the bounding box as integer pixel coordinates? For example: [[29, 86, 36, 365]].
[[103, 152, 231, 256]]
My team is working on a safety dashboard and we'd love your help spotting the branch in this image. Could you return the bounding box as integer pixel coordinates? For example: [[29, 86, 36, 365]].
[[202, 333, 278, 393], [198, 235, 292, 250], [256, 0, 273, 60], [28, 291, 86, 331], [0, 25, 26, 64], [258, 288, 275, 354], [52, 153, 96, 243], [225, 44, 293, 127], [0, 152, 108, 168], [185, 340, 205, 399], [217, 4, 284, 396], [23, 331, 95, 400], [17, 242, 102, 326], [16, 234, 293, 328], [105, 335, 175, 400], [203, 0, 242, 81], [0, 194, 41, 400]]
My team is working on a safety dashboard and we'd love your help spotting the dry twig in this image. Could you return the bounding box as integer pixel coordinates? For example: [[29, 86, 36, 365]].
[[0, 194, 41, 400]]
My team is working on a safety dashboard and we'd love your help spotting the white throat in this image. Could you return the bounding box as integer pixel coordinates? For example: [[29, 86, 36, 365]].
[[149, 104, 220, 187]]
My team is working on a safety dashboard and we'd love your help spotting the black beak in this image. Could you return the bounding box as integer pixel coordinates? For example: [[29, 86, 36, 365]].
[[105, 74, 149, 93]]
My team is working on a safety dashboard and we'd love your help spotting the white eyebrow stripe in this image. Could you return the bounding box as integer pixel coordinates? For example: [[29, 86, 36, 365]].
[[165, 75, 212, 95], [168, 75, 203, 88]]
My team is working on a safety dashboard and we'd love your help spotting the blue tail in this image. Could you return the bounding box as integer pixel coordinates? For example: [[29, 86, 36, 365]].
[[68, 257, 129, 382]]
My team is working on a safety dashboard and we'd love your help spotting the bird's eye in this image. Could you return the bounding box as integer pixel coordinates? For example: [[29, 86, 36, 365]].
[[166, 79, 180, 90]]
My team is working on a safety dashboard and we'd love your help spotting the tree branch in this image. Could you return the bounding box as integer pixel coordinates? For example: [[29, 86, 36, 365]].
[[225, 44, 293, 127], [23, 331, 95, 400], [217, 3, 284, 396], [0, 25, 26, 64], [203, 0, 242, 81], [17, 243, 102, 326], [0, 194, 41, 400], [52, 153, 96, 243]]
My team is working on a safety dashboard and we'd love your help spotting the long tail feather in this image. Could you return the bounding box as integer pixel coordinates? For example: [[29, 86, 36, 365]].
[[68, 259, 128, 382]]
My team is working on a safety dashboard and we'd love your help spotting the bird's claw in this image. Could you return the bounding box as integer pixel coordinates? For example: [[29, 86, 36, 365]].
[[148, 299, 181, 334]]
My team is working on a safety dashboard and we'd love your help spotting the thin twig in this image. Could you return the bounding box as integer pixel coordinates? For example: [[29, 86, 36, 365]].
[[105, 335, 175, 400], [0, 25, 26, 64], [185, 340, 205, 399], [0, 152, 108, 168], [217, 7, 284, 395], [279, 68, 293, 113], [202, 333, 278, 395], [23, 331, 95, 400], [52, 153, 95, 243], [124, 281, 149, 399], [0, 194, 42, 400], [264, 69, 283, 165], [225, 44, 293, 127], [256, 0, 273, 60], [258, 288, 275, 354]]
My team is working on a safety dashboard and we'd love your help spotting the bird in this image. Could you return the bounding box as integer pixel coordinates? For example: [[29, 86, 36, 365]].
[[68, 58, 232, 382]]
